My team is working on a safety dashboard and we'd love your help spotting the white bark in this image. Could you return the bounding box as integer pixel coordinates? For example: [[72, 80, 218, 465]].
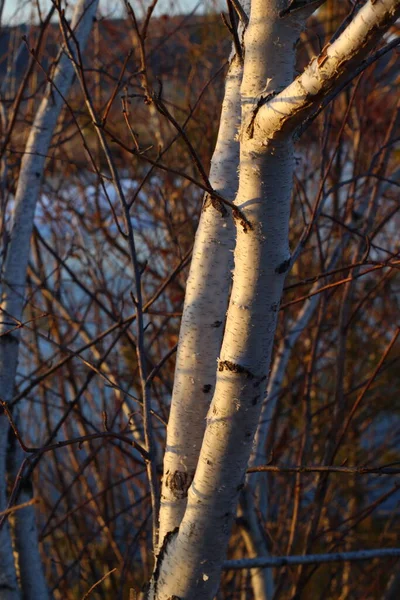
[[149, 1, 400, 598], [0, 1, 98, 597], [0, 420, 19, 600], [9, 412, 48, 600], [150, 2, 305, 597], [158, 47, 245, 543], [254, 0, 400, 140], [154, 112, 291, 600]]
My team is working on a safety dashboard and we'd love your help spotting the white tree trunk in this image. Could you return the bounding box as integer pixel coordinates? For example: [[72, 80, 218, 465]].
[[149, 1, 400, 598], [8, 411, 49, 600], [149, 2, 305, 597], [152, 114, 293, 600], [0, 2, 99, 597], [0, 419, 19, 599], [158, 45, 245, 544]]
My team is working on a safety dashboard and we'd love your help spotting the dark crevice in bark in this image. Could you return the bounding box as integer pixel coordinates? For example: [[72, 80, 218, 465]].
[[165, 470, 193, 499], [218, 360, 255, 379], [275, 258, 291, 274]]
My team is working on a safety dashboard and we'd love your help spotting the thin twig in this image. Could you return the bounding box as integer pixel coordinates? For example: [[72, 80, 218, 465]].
[[247, 462, 400, 475], [81, 568, 117, 599], [223, 547, 400, 571], [0, 497, 39, 518]]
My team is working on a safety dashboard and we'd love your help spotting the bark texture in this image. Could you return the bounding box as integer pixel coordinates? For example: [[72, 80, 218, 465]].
[[149, 1, 400, 598], [158, 45, 245, 544], [149, 2, 303, 596], [0, 1, 98, 597], [9, 414, 49, 600]]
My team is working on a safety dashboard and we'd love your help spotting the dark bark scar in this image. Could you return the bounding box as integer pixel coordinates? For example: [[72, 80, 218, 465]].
[[218, 360, 255, 379], [232, 206, 252, 233], [203, 192, 227, 217], [165, 470, 192, 499], [275, 258, 291, 274], [212, 320, 222, 328]]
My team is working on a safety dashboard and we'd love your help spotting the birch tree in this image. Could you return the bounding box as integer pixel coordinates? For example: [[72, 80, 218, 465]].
[[0, 1, 98, 597], [158, 2, 247, 546], [150, 1, 400, 598], [0, 0, 399, 598]]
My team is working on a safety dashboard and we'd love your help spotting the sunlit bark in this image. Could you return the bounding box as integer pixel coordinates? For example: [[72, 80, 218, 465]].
[[149, 1, 400, 598], [149, 1, 305, 596], [157, 32, 246, 544]]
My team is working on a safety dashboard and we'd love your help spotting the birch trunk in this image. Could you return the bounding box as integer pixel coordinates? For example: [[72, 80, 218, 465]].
[[0, 416, 18, 598], [149, 1, 400, 598], [151, 99, 293, 600], [149, 2, 306, 597], [0, 1, 98, 597], [8, 411, 49, 600], [158, 45, 245, 544]]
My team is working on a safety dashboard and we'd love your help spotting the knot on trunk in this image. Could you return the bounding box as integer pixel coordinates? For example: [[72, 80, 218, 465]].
[[218, 360, 255, 379], [165, 470, 192, 499]]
